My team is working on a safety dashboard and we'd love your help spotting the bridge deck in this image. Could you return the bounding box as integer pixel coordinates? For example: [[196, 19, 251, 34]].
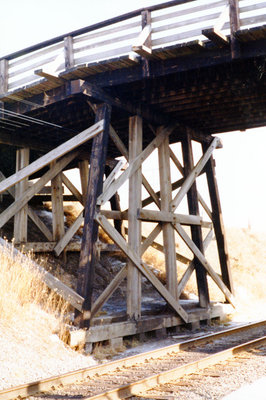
[[0, 0, 266, 172], [0, 0, 265, 164]]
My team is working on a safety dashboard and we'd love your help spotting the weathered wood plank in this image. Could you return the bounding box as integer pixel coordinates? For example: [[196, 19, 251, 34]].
[[77, 104, 111, 328], [126, 225, 190, 265], [0, 152, 77, 229], [140, 223, 162, 256], [96, 213, 188, 322], [14, 148, 30, 244], [97, 124, 175, 206], [203, 147, 234, 295], [26, 208, 53, 242], [90, 265, 127, 320], [54, 211, 83, 256], [169, 148, 184, 175], [0, 121, 104, 195], [158, 133, 178, 299], [138, 209, 203, 226], [178, 228, 214, 295], [197, 191, 212, 220], [0, 59, 8, 94], [0, 170, 53, 241], [182, 134, 209, 308], [202, 28, 229, 47], [78, 160, 89, 205], [127, 115, 142, 319], [174, 222, 235, 307], [109, 126, 160, 208], [62, 173, 83, 204], [64, 36, 74, 69], [51, 171, 65, 241], [171, 137, 219, 212]]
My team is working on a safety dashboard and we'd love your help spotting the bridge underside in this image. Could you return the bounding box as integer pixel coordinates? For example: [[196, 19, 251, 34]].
[[0, 9, 265, 342]]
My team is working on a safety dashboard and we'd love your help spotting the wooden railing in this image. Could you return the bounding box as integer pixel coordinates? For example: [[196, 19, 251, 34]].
[[0, 0, 265, 94]]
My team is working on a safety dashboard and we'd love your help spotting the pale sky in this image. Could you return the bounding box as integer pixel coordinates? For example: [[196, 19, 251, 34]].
[[0, 0, 265, 232]]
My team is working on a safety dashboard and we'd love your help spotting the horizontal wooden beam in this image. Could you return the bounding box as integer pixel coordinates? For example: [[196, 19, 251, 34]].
[[138, 209, 203, 226], [35, 69, 65, 84], [202, 28, 229, 47]]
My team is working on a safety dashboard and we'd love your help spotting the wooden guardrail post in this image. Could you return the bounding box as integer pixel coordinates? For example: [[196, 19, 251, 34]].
[[229, 0, 240, 58], [0, 59, 8, 118], [64, 36, 74, 94], [64, 36, 74, 70]]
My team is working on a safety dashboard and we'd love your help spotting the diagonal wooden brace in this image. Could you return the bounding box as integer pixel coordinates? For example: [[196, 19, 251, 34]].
[[97, 124, 176, 206], [171, 137, 220, 212], [109, 125, 160, 208], [174, 222, 236, 307], [0, 152, 77, 229], [95, 213, 189, 322], [0, 120, 104, 195]]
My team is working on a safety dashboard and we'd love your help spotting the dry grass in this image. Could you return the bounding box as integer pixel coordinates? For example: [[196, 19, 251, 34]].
[[92, 341, 126, 361], [0, 240, 69, 340], [141, 224, 266, 321]]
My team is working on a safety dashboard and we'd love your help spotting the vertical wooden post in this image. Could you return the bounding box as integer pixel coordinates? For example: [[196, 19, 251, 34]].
[[79, 160, 89, 204], [64, 36, 74, 96], [76, 103, 111, 328], [127, 115, 142, 319], [14, 148, 30, 244], [51, 170, 65, 241], [202, 146, 234, 295], [229, 0, 240, 58], [64, 36, 74, 70], [141, 10, 151, 77], [182, 134, 210, 308], [0, 59, 8, 119], [158, 134, 178, 299], [0, 59, 8, 94]]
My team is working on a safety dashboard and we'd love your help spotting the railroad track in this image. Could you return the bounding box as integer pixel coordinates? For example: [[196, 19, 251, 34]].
[[1, 320, 266, 400]]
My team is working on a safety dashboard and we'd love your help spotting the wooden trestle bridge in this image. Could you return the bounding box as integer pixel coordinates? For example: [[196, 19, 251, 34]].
[[0, 0, 265, 345]]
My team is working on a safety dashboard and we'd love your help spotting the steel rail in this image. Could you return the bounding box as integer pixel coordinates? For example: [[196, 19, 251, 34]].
[[88, 335, 266, 399], [0, 320, 265, 400]]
